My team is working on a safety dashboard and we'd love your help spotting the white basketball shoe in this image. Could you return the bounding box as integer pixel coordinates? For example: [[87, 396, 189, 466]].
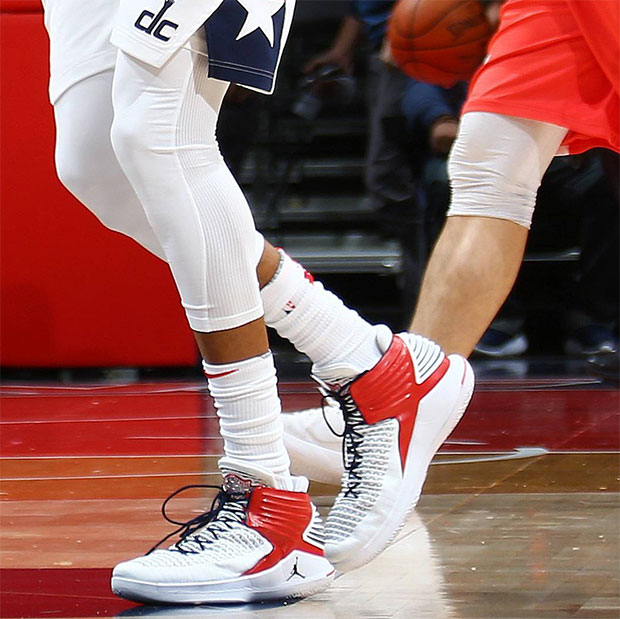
[[312, 332, 474, 572], [111, 458, 335, 604]]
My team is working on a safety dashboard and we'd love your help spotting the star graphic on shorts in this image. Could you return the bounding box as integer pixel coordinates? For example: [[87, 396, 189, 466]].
[[234, 0, 284, 47]]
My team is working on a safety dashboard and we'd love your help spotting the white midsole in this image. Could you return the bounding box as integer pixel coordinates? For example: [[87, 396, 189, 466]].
[[111, 551, 334, 604]]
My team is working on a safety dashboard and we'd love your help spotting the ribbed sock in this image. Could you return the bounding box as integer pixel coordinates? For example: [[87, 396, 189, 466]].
[[203, 352, 292, 490], [261, 249, 385, 381]]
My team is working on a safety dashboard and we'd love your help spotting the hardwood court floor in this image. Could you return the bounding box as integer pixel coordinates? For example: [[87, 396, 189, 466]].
[[1, 370, 618, 618]]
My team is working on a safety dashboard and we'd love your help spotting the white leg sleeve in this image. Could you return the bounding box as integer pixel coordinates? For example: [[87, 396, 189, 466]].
[[447, 112, 569, 229], [53, 70, 165, 259], [111, 34, 265, 333]]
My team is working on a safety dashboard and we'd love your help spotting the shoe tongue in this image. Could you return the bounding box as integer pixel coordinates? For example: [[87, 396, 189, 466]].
[[218, 457, 309, 494], [219, 457, 275, 493], [311, 367, 355, 392]]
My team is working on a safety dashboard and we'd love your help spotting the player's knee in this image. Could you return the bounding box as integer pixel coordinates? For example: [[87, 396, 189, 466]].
[[446, 133, 536, 229], [54, 141, 124, 235], [55, 133, 144, 238], [109, 98, 170, 177], [54, 132, 98, 204], [109, 104, 147, 172]]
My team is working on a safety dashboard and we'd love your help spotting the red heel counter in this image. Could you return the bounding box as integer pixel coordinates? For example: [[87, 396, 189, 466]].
[[350, 336, 450, 469], [244, 488, 324, 575]]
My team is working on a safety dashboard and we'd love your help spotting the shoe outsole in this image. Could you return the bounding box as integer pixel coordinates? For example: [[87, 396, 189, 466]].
[[327, 355, 475, 572], [111, 552, 335, 605]]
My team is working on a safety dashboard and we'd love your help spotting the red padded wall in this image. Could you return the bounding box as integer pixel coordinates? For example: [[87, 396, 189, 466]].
[[0, 3, 198, 367]]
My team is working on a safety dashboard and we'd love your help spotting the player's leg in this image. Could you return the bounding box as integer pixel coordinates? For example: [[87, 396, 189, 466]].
[[280, 112, 569, 572], [109, 31, 289, 493], [257, 181, 476, 576], [52, 70, 386, 386], [53, 71, 165, 259], [411, 217, 527, 357], [43, 0, 166, 259], [410, 112, 568, 356], [108, 35, 333, 603]]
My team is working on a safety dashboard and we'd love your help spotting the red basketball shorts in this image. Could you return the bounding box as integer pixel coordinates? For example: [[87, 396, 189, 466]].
[[462, 0, 619, 154]]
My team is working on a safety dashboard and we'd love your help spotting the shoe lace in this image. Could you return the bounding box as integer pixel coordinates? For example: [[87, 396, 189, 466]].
[[320, 386, 365, 499], [146, 484, 249, 555]]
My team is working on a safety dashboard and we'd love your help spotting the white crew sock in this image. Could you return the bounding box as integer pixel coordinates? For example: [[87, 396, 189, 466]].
[[203, 352, 292, 490], [261, 249, 385, 382]]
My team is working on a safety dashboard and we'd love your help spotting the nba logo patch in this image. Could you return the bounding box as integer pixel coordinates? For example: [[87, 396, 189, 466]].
[[204, 0, 286, 93]]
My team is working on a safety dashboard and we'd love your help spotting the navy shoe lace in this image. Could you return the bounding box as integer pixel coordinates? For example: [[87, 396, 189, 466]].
[[146, 484, 249, 555], [321, 387, 365, 499]]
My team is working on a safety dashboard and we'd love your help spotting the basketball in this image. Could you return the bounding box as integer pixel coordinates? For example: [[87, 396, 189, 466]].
[[387, 0, 493, 87]]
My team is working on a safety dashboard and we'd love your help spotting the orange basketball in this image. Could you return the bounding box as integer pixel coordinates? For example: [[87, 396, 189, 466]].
[[387, 0, 493, 87]]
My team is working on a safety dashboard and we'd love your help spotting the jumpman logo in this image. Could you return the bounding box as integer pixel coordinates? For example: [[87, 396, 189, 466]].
[[286, 557, 305, 581]]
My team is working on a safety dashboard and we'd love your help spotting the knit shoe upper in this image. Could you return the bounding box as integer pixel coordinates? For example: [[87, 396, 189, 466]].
[[320, 333, 475, 572]]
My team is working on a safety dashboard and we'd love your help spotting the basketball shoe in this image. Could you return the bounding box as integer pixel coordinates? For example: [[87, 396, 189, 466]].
[[111, 458, 335, 604], [315, 332, 474, 572]]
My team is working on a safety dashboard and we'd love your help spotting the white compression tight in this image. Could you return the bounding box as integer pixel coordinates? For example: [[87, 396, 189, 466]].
[[106, 36, 291, 485], [110, 35, 265, 332], [54, 65, 267, 330], [53, 70, 165, 260], [109, 35, 265, 333], [54, 66, 264, 331], [447, 112, 568, 229]]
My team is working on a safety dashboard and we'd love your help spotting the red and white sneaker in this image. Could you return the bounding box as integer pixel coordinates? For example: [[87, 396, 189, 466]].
[[111, 458, 335, 604], [319, 333, 474, 572]]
